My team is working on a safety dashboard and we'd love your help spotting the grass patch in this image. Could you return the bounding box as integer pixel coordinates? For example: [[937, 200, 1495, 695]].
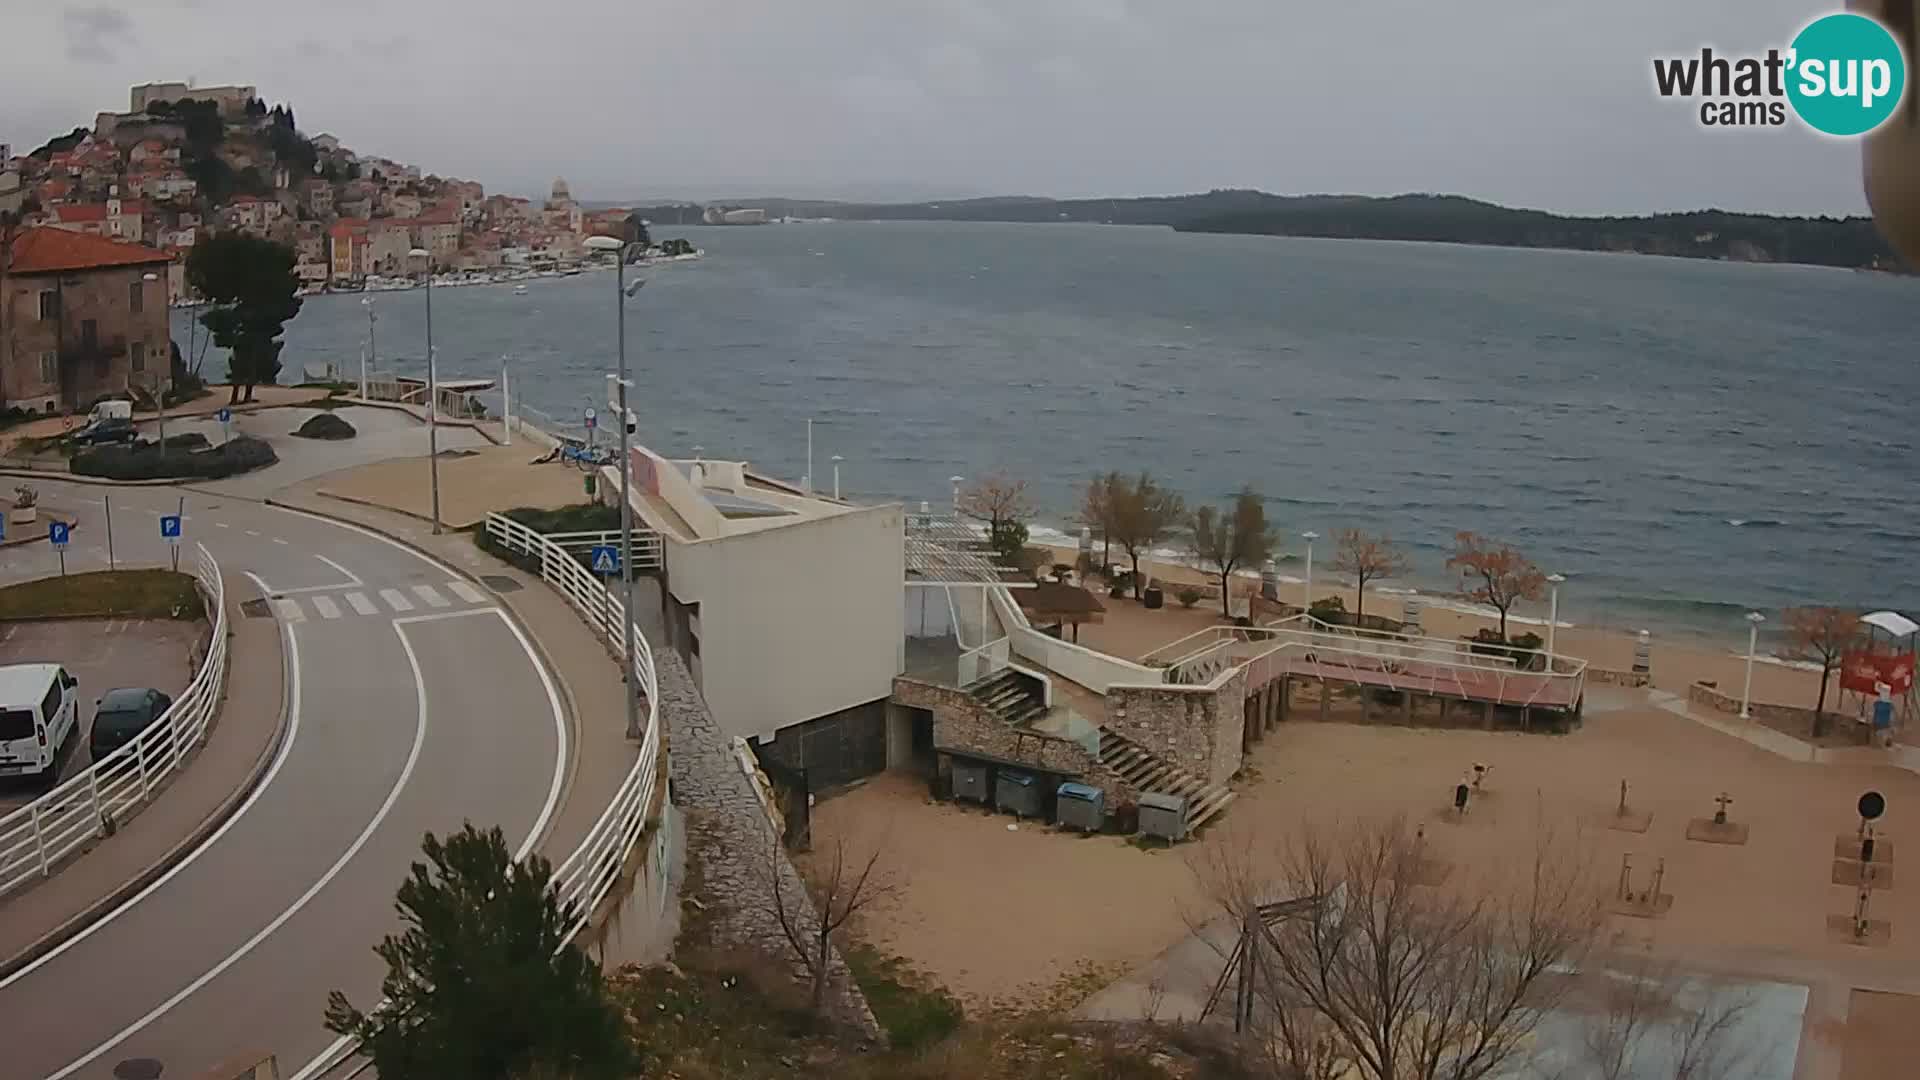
[[0, 569, 203, 620], [845, 944, 964, 1051]]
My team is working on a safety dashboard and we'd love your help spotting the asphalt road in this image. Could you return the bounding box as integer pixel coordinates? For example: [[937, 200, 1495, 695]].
[[0, 478, 566, 1080]]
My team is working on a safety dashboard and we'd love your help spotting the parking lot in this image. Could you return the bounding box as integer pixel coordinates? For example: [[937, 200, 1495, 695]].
[[0, 618, 204, 808]]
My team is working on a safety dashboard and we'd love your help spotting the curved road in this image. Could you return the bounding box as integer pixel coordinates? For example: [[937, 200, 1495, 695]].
[[0, 479, 567, 1079]]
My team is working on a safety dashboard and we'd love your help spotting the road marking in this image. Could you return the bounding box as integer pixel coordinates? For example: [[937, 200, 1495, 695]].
[[344, 591, 378, 616], [273, 598, 305, 623], [269, 554, 365, 596], [411, 583, 450, 608], [310, 595, 341, 620], [244, 530, 260, 537], [300, 606, 568, 1080], [48, 616, 430, 1080], [273, 537, 289, 546], [446, 579, 487, 605], [379, 588, 414, 612], [0, 572, 302, 991], [215, 522, 229, 529], [315, 554, 363, 586]]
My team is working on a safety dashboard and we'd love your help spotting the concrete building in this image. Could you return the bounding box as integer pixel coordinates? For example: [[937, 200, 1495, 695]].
[[0, 228, 172, 413], [129, 81, 258, 117], [328, 220, 370, 280], [409, 211, 461, 267], [48, 197, 146, 244], [366, 221, 414, 275]]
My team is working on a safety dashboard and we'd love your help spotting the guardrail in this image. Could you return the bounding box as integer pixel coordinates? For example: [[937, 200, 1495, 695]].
[[541, 529, 664, 572], [0, 542, 227, 900], [482, 512, 662, 940]]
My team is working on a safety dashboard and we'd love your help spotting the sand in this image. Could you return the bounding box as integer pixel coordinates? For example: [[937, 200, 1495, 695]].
[[814, 697, 1920, 1013]]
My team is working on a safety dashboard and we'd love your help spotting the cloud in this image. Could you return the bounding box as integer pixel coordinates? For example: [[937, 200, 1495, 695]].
[[61, 4, 134, 64]]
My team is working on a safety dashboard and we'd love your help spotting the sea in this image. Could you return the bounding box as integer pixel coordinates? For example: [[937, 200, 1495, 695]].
[[175, 220, 1920, 647]]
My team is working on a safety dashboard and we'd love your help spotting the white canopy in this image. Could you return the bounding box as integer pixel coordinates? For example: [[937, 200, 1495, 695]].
[[1860, 611, 1919, 638]]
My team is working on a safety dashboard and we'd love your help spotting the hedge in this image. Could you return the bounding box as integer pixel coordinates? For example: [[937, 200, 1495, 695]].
[[72, 436, 278, 481]]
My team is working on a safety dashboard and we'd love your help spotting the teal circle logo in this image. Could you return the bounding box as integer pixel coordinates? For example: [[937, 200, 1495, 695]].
[[1786, 13, 1907, 136]]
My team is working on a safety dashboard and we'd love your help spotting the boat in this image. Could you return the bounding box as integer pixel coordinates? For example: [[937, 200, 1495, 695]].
[[513, 284, 529, 296]]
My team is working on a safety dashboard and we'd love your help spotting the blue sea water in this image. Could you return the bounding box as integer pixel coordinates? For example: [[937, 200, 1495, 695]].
[[179, 221, 1920, 643]]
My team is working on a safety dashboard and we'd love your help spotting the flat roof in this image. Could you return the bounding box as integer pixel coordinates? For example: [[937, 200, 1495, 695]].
[[0, 663, 61, 703]]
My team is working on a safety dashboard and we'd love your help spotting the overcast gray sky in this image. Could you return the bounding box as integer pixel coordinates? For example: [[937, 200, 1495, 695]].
[[0, 0, 1873, 214]]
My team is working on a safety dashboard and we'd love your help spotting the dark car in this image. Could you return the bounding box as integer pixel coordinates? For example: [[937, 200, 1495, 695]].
[[89, 687, 173, 762], [71, 417, 136, 445]]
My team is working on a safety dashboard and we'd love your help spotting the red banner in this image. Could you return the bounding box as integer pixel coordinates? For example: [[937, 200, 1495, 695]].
[[1841, 650, 1916, 696]]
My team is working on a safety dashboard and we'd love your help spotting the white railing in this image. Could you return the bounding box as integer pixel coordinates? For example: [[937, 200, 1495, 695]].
[[0, 543, 227, 900], [482, 512, 663, 940], [991, 586, 1162, 693], [956, 636, 1010, 687], [540, 528, 664, 572]]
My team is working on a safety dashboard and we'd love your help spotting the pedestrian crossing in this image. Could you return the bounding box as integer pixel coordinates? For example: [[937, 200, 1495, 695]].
[[269, 581, 491, 623]]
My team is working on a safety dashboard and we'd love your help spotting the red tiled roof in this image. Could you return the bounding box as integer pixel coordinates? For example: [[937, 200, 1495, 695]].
[[7, 227, 171, 274], [53, 200, 144, 224]]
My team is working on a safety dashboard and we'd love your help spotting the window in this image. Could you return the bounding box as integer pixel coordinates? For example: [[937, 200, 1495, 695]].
[[40, 681, 62, 723], [40, 352, 56, 384], [131, 341, 146, 372], [38, 291, 58, 321], [130, 279, 144, 313], [0, 709, 32, 741]]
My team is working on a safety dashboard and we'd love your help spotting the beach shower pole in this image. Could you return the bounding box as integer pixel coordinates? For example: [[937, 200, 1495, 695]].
[[361, 296, 376, 398], [1741, 611, 1765, 720], [1301, 531, 1319, 611], [832, 454, 844, 500], [1545, 573, 1565, 664], [410, 249, 440, 534], [950, 476, 964, 516]]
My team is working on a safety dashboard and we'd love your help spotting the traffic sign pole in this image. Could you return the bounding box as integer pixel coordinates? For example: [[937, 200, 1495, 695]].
[[104, 494, 115, 571]]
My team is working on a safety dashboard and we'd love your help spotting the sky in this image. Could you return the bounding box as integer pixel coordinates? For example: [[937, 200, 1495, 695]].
[[0, 0, 1878, 215]]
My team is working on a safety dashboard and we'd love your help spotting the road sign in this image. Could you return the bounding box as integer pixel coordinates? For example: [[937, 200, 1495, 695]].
[[49, 521, 70, 548], [160, 514, 183, 543], [216, 407, 232, 423], [590, 545, 620, 575], [584, 408, 597, 431]]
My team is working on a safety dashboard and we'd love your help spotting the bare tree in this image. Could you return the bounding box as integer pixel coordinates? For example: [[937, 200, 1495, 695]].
[[1191, 815, 1602, 1080], [1331, 528, 1411, 625], [1446, 531, 1547, 642], [1568, 957, 1759, 1080], [958, 470, 1033, 565], [1109, 471, 1187, 599], [1078, 470, 1124, 571], [1192, 485, 1279, 619], [1782, 606, 1862, 737], [762, 829, 896, 1015]]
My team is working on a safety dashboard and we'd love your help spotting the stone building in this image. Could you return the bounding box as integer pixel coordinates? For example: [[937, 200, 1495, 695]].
[[1, 227, 172, 413]]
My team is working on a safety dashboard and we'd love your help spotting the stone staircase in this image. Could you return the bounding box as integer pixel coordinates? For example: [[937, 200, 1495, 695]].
[[1097, 729, 1237, 832], [966, 669, 1049, 728]]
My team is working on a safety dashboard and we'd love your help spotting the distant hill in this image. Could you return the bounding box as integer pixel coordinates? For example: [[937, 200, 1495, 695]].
[[640, 189, 1904, 272]]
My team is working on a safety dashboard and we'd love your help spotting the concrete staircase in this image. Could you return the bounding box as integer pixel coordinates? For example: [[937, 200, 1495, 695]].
[[1097, 729, 1237, 833], [966, 669, 1048, 728]]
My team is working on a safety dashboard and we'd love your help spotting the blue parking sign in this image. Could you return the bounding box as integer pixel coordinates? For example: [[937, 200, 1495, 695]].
[[216, 407, 232, 423], [160, 514, 183, 542], [49, 521, 70, 547], [590, 545, 620, 575]]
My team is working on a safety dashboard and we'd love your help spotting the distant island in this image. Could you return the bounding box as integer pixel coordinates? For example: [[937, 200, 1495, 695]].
[[619, 190, 1905, 273]]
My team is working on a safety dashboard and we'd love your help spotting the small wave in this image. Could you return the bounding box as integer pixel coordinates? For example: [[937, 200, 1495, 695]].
[[1725, 518, 1788, 528]]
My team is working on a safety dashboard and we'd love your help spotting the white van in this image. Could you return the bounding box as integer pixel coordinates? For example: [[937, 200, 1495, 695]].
[[0, 664, 79, 783]]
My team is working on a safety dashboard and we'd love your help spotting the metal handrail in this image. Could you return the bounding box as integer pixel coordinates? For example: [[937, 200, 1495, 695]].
[[481, 512, 662, 941], [0, 543, 227, 899]]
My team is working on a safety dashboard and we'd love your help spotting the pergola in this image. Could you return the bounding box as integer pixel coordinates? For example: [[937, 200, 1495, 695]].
[[1014, 580, 1106, 643]]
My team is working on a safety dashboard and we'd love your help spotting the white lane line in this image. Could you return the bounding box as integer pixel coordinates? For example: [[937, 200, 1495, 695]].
[[273, 537, 289, 546], [310, 595, 341, 620], [215, 522, 229, 529], [344, 591, 378, 616], [379, 588, 414, 612], [446, 580, 487, 605], [300, 606, 566, 1080], [49, 617, 430, 1080], [0, 572, 302, 990], [315, 554, 363, 586], [411, 584, 451, 609], [244, 530, 260, 537], [273, 598, 306, 623]]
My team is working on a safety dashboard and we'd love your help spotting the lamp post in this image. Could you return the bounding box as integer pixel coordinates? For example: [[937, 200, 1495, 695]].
[[409, 249, 440, 533], [585, 234, 647, 741], [950, 475, 964, 516], [360, 296, 376, 400], [1301, 531, 1319, 611], [143, 271, 167, 456], [1741, 611, 1766, 720], [1545, 573, 1565, 665], [805, 417, 814, 494]]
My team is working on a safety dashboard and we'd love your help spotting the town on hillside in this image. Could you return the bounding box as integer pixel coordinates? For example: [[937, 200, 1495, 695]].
[[0, 80, 676, 301]]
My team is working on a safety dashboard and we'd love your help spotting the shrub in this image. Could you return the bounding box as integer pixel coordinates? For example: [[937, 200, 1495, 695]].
[[159, 432, 210, 451], [72, 436, 277, 480], [293, 412, 357, 440], [1177, 586, 1202, 608]]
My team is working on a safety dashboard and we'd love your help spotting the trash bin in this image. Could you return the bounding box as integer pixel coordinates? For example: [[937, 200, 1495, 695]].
[[1138, 791, 1189, 842], [1055, 782, 1105, 832], [952, 760, 990, 805], [996, 768, 1040, 818]]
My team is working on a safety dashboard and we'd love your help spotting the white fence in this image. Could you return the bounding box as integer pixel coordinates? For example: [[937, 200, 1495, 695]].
[[540, 529, 664, 573], [482, 512, 663, 940], [0, 543, 227, 900]]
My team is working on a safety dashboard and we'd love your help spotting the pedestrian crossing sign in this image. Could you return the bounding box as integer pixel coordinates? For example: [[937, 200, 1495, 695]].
[[590, 545, 619, 575]]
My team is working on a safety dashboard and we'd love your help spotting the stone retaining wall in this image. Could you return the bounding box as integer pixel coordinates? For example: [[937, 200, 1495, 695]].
[[1688, 680, 1821, 728], [661, 648, 880, 1039], [1588, 668, 1650, 688], [1106, 666, 1245, 787]]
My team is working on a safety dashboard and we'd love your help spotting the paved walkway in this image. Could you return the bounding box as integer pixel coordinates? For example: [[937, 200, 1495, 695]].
[[0, 571, 284, 977], [313, 440, 589, 530]]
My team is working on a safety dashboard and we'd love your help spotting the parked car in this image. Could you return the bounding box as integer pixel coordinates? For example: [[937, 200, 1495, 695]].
[[89, 687, 174, 762], [71, 400, 137, 445], [0, 663, 79, 784]]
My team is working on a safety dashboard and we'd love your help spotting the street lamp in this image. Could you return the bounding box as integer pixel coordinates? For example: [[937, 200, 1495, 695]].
[[360, 296, 377, 400], [1300, 531, 1319, 612], [1545, 573, 1565, 666], [1741, 611, 1766, 720], [409, 248, 440, 533], [143, 271, 167, 455], [585, 233, 647, 741]]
